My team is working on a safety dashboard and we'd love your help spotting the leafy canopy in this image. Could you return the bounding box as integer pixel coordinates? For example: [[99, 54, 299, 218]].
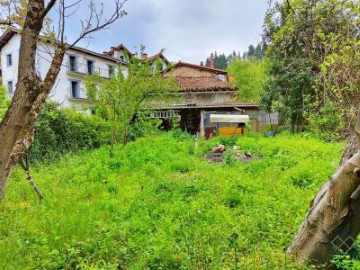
[[85, 52, 177, 154], [262, 0, 360, 135], [227, 57, 268, 103]]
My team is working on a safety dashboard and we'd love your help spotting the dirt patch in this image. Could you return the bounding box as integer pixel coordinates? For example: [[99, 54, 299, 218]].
[[236, 154, 255, 163], [206, 153, 225, 163], [206, 152, 256, 163]]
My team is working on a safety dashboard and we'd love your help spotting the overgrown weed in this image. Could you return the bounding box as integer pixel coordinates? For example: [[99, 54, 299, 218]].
[[0, 132, 344, 269]]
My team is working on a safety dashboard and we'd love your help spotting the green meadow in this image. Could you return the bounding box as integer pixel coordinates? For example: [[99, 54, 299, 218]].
[[0, 132, 344, 269]]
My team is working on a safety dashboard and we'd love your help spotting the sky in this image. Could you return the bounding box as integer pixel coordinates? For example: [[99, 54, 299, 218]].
[[58, 0, 269, 64]]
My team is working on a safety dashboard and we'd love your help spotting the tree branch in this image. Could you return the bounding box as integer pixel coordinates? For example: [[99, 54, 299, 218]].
[[286, 0, 295, 14], [67, 0, 127, 49], [0, 20, 12, 26], [41, 0, 57, 20]]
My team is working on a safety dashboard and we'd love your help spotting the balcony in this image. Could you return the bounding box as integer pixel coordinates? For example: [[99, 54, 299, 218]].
[[66, 62, 113, 79]]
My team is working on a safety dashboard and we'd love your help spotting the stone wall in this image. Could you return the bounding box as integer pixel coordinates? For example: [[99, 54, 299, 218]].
[[164, 66, 220, 78]]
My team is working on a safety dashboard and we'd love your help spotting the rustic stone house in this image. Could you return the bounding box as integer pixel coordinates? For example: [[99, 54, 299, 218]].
[[158, 56, 273, 137]]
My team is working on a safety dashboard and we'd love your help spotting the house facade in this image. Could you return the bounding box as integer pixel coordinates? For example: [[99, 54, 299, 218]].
[[0, 31, 169, 113], [0, 30, 277, 137], [160, 60, 278, 136]]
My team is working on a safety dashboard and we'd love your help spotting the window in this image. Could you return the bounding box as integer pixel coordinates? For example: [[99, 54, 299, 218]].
[[87, 60, 94, 75], [218, 74, 226, 81], [108, 65, 114, 77], [70, 80, 80, 98], [7, 81, 13, 94], [69, 55, 77, 72], [6, 54, 12, 67], [120, 55, 124, 62]]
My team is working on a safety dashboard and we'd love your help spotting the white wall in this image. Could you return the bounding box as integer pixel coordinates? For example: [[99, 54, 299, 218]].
[[1, 34, 126, 113], [1, 34, 21, 97]]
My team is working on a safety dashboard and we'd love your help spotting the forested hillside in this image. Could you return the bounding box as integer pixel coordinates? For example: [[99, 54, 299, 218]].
[[200, 43, 266, 70]]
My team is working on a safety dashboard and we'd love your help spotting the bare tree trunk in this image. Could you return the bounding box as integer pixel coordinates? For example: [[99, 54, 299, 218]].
[[110, 129, 116, 158], [340, 133, 358, 166], [0, 0, 63, 200], [288, 119, 360, 268], [0, 0, 127, 200], [123, 126, 129, 146]]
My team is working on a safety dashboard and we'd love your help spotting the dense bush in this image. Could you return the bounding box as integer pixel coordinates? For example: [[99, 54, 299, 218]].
[[29, 102, 111, 162], [307, 102, 346, 142], [128, 116, 163, 142], [0, 132, 344, 269]]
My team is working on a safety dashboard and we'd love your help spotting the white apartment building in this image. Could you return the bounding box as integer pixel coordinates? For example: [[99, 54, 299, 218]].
[[0, 30, 169, 113]]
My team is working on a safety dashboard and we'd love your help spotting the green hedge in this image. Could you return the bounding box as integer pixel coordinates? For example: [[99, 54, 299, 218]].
[[29, 102, 110, 162]]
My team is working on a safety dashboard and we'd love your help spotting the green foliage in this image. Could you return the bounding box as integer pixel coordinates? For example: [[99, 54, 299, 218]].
[[202, 43, 266, 69], [128, 113, 162, 141], [224, 149, 237, 166], [204, 51, 228, 69], [0, 78, 10, 121], [307, 102, 346, 142], [331, 255, 360, 270], [29, 102, 110, 163], [263, 0, 360, 134], [244, 43, 266, 60], [227, 58, 268, 103], [85, 51, 177, 155], [0, 132, 343, 269]]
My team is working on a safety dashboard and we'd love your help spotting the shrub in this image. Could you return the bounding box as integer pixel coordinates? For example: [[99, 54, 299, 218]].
[[128, 115, 163, 142], [29, 102, 110, 162], [307, 102, 346, 142]]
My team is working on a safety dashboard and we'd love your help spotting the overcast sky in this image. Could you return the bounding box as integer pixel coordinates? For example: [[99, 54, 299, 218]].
[[61, 0, 269, 64]]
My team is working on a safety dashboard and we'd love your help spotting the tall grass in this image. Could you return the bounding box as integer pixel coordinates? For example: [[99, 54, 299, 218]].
[[0, 132, 344, 269]]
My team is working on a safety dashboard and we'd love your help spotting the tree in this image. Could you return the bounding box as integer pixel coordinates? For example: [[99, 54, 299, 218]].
[[201, 44, 266, 69], [85, 53, 177, 157], [0, 0, 127, 200], [263, 0, 360, 134], [261, 0, 360, 267], [227, 57, 268, 103], [247, 44, 256, 58], [287, 118, 360, 268]]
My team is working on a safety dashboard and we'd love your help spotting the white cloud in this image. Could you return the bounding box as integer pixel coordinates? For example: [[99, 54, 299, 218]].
[[56, 0, 268, 64]]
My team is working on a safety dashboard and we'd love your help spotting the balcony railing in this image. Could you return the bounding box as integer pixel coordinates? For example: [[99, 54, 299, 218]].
[[66, 62, 113, 78]]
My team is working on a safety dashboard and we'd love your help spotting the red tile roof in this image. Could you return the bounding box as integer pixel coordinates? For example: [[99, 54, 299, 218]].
[[103, 45, 170, 66], [176, 76, 237, 92], [147, 52, 170, 64], [103, 43, 134, 56]]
